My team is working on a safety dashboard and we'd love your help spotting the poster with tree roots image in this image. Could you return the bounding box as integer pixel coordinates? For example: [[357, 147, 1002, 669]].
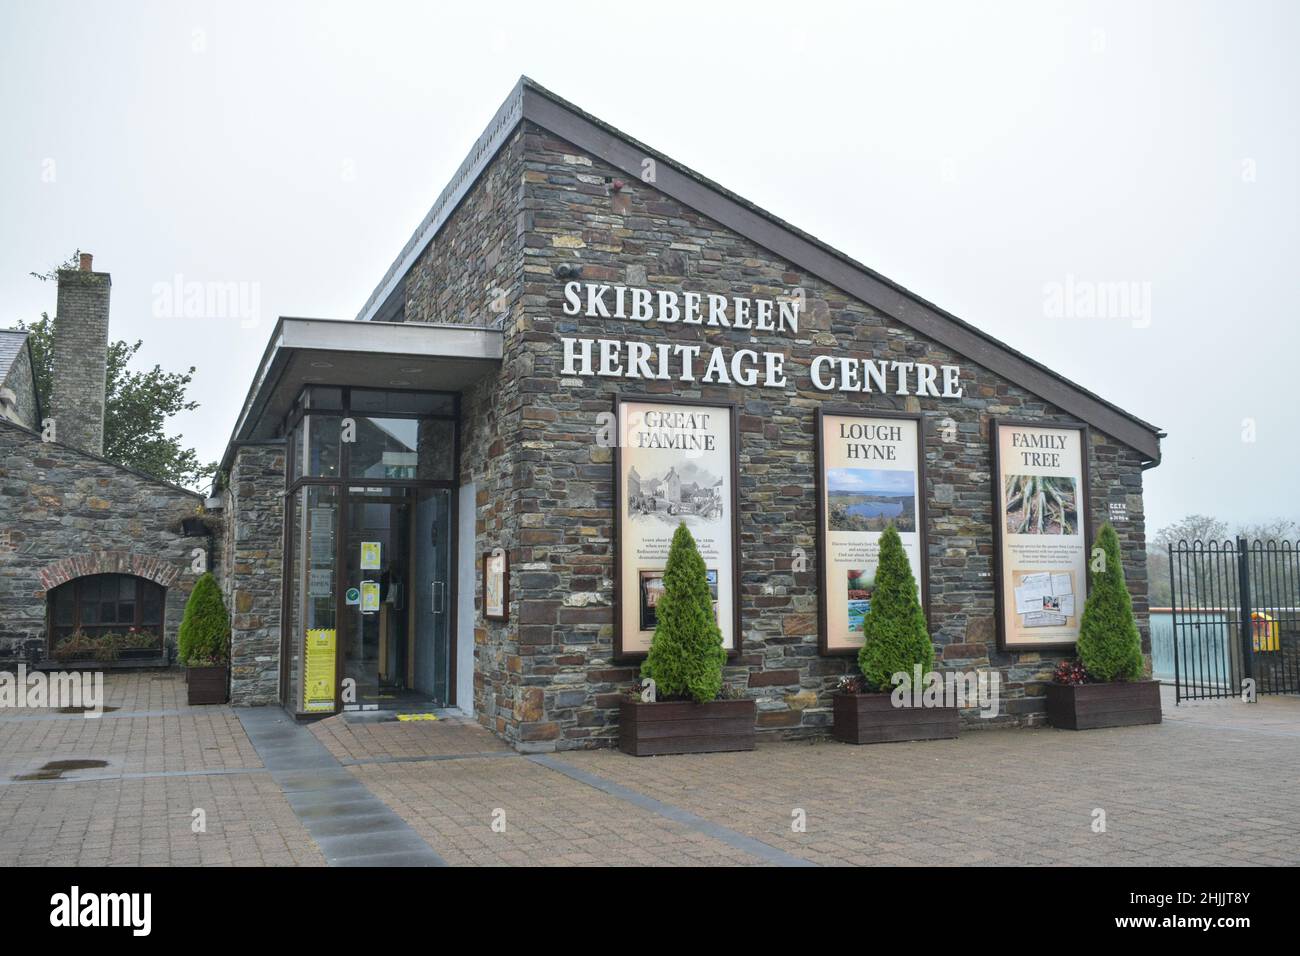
[[993, 420, 1090, 650]]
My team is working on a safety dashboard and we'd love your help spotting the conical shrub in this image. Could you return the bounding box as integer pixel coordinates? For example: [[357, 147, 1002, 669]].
[[178, 572, 231, 666], [641, 522, 726, 703], [1076, 522, 1144, 682], [857, 524, 933, 691]]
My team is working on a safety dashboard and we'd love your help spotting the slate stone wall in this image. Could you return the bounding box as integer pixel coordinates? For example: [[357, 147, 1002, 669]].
[[223, 441, 286, 706], [401, 119, 1154, 751], [504, 121, 1152, 749], [0, 419, 206, 665], [49, 269, 111, 457]]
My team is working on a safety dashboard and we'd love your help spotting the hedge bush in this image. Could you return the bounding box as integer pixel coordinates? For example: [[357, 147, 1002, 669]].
[[1076, 522, 1144, 682], [640, 522, 726, 703], [857, 524, 934, 691], [178, 572, 231, 666]]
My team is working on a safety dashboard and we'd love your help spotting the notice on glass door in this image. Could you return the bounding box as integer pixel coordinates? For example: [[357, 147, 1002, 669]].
[[360, 541, 381, 570], [303, 628, 336, 713]]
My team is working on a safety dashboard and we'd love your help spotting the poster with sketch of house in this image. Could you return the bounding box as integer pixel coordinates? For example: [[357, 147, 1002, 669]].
[[617, 400, 736, 656]]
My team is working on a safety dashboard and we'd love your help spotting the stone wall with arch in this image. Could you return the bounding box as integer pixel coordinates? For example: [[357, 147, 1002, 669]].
[[0, 419, 211, 665]]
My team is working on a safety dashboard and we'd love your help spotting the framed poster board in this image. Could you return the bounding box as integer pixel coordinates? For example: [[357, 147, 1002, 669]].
[[614, 396, 740, 660], [991, 418, 1092, 652], [483, 549, 508, 622], [816, 408, 929, 655]]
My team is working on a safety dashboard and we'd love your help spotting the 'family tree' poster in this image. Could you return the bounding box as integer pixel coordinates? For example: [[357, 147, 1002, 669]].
[[817, 411, 926, 654], [992, 420, 1090, 650], [616, 399, 738, 657]]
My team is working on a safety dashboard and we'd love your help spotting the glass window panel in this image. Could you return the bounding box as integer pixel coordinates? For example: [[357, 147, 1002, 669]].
[[52, 587, 74, 626], [349, 417, 420, 479], [120, 578, 136, 600], [289, 422, 305, 483], [307, 386, 344, 410], [142, 585, 163, 625], [303, 485, 338, 634], [307, 415, 342, 478], [350, 389, 452, 416], [100, 600, 117, 625]]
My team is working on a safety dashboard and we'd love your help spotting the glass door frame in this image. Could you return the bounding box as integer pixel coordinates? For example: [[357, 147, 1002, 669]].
[[279, 386, 461, 715]]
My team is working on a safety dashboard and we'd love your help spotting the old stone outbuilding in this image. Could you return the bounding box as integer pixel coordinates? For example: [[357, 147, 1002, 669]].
[[0, 256, 209, 668]]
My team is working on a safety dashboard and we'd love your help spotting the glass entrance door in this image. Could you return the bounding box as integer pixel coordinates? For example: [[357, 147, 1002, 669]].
[[340, 486, 451, 710]]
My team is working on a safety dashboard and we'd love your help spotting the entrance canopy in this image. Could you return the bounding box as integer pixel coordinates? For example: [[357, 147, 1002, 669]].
[[224, 317, 502, 453]]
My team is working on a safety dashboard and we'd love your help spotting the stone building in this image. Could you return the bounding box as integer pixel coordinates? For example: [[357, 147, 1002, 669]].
[[0, 255, 207, 668], [216, 78, 1163, 749]]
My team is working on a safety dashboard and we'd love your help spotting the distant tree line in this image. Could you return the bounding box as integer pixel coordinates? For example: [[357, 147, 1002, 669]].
[[1147, 514, 1300, 606]]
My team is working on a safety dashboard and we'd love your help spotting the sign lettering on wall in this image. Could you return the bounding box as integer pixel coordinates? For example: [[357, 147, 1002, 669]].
[[614, 397, 740, 659], [559, 281, 963, 397], [816, 409, 928, 654], [991, 419, 1092, 651]]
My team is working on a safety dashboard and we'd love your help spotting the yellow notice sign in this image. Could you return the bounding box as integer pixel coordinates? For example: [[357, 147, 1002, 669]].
[[303, 628, 336, 713], [361, 541, 381, 569], [360, 580, 380, 612]]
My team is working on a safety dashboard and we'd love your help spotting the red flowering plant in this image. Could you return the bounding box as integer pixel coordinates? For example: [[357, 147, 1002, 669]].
[[836, 673, 865, 694], [1053, 658, 1089, 686]]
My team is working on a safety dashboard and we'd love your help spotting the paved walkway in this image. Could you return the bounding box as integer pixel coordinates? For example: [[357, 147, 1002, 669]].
[[2, 674, 1299, 866]]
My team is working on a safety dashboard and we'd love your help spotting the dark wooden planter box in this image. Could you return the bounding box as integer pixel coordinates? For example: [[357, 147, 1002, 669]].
[[619, 698, 756, 756], [187, 665, 229, 705], [1045, 680, 1162, 730], [832, 692, 959, 744]]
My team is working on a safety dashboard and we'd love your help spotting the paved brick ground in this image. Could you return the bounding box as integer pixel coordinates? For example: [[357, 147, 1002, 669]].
[[2, 675, 1298, 866], [351, 757, 761, 865], [311, 712, 512, 762], [0, 673, 320, 866]]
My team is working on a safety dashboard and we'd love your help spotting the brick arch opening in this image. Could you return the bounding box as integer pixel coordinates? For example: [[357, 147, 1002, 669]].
[[37, 552, 182, 593]]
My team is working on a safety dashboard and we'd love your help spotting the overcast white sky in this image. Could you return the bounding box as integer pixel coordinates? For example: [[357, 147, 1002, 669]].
[[1, 0, 1296, 535]]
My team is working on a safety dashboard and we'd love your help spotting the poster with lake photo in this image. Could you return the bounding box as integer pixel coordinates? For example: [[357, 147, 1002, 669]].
[[617, 399, 737, 657], [993, 421, 1089, 650], [818, 412, 926, 653]]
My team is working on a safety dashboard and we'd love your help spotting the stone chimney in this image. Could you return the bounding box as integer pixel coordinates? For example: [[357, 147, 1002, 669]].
[[50, 252, 111, 456]]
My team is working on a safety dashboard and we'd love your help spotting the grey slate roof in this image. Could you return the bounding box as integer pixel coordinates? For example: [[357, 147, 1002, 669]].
[[0, 329, 28, 382]]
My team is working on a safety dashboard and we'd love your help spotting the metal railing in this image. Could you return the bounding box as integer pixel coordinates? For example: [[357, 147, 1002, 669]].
[[1168, 538, 1300, 702]]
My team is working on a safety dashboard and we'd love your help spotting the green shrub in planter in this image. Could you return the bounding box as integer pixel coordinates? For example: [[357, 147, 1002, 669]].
[[1075, 522, 1144, 682], [857, 524, 933, 691], [640, 522, 727, 703], [178, 572, 231, 666]]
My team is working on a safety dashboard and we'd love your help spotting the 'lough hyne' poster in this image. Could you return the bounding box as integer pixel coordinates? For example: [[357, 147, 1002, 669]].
[[617, 400, 736, 657], [993, 421, 1089, 650], [818, 411, 926, 653]]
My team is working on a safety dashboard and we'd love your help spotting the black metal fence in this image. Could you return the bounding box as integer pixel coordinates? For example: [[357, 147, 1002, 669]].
[[1168, 538, 1300, 702]]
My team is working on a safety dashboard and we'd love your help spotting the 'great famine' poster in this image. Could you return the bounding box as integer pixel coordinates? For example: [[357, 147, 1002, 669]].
[[993, 421, 1089, 650], [617, 400, 736, 657], [818, 412, 925, 653]]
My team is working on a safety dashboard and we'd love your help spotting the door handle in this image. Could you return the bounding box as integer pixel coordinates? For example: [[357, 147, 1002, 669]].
[[432, 580, 445, 614]]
